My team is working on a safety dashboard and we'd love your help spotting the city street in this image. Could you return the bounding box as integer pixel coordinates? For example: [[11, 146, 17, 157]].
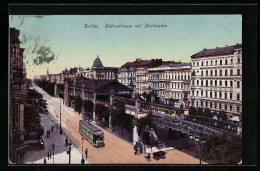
[[33, 85, 202, 164]]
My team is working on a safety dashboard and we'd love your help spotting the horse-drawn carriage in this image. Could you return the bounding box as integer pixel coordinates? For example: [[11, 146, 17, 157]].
[[152, 151, 166, 160]]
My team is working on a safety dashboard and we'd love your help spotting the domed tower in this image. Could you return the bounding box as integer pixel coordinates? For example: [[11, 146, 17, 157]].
[[92, 55, 104, 68], [92, 55, 104, 79]]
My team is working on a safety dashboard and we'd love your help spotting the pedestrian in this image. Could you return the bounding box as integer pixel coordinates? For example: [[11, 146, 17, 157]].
[[147, 153, 151, 161], [51, 126, 54, 132], [65, 137, 68, 146], [44, 157, 46, 164], [46, 130, 49, 138], [81, 158, 85, 164], [137, 147, 141, 155], [48, 150, 51, 160], [140, 144, 143, 154], [85, 148, 88, 158], [49, 130, 51, 138], [134, 142, 138, 155]]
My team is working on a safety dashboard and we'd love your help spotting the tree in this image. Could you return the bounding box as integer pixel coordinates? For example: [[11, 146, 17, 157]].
[[196, 107, 203, 117], [83, 100, 93, 118], [219, 110, 227, 121], [199, 135, 242, 164], [74, 96, 82, 113], [189, 106, 196, 116], [135, 111, 153, 133], [96, 104, 109, 124]]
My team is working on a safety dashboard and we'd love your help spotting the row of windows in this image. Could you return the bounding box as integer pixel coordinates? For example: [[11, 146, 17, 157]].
[[191, 100, 241, 113], [148, 74, 191, 80], [192, 57, 241, 67], [196, 68, 241, 77], [192, 90, 241, 101], [192, 80, 241, 88], [159, 91, 183, 99]]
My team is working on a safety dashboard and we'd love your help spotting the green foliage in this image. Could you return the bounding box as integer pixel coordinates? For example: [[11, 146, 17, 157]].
[[135, 111, 153, 130], [189, 106, 196, 116], [203, 108, 213, 121], [199, 135, 242, 164], [219, 110, 227, 121], [34, 79, 55, 96], [74, 96, 82, 113], [83, 100, 93, 114], [96, 104, 109, 121], [196, 107, 203, 116]]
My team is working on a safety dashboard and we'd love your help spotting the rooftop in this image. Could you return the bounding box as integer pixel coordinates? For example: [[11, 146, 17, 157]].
[[191, 44, 242, 58]]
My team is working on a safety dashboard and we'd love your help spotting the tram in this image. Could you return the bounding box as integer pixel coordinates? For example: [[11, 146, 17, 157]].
[[79, 120, 105, 147], [114, 97, 184, 117]]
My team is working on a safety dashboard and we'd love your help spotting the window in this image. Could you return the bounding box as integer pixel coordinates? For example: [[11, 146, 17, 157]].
[[220, 92, 222, 99], [210, 91, 212, 98], [215, 70, 217, 76], [230, 93, 232, 100], [237, 81, 240, 88], [237, 69, 240, 76], [201, 70, 203, 76], [201, 80, 203, 86], [225, 104, 227, 111], [225, 81, 227, 87], [210, 70, 213, 76], [220, 60, 222, 65], [225, 59, 228, 65], [230, 81, 233, 87], [206, 91, 208, 97], [231, 59, 233, 64], [215, 60, 217, 65], [214, 103, 217, 109], [197, 62, 199, 66], [220, 80, 222, 87], [192, 91, 194, 96], [192, 80, 194, 86], [206, 101, 208, 107], [211, 61, 213, 65], [201, 61, 204, 66], [230, 69, 233, 76], [206, 61, 208, 66], [197, 80, 199, 86], [215, 80, 217, 87], [201, 91, 203, 96], [238, 58, 240, 64], [197, 91, 199, 96], [206, 70, 208, 76], [230, 105, 232, 111], [206, 80, 208, 86], [238, 50, 241, 54], [225, 70, 227, 76], [196, 101, 198, 107], [220, 70, 222, 76], [237, 93, 240, 100], [237, 106, 240, 112], [225, 92, 227, 99], [215, 91, 217, 98], [219, 103, 222, 110], [193, 62, 195, 66]]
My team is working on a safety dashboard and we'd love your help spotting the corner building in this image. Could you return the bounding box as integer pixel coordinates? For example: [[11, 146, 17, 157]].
[[190, 44, 242, 121]]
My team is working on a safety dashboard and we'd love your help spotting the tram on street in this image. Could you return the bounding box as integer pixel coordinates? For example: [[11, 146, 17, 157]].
[[79, 120, 105, 147]]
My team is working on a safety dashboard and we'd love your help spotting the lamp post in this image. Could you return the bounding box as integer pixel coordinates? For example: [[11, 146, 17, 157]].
[[60, 98, 62, 135], [52, 144, 55, 164], [68, 142, 72, 164]]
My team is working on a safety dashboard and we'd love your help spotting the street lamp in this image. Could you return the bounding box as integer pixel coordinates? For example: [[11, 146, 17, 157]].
[[68, 142, 72, 164], [52, 144, 55, 164], [60, 98, 62, 135]]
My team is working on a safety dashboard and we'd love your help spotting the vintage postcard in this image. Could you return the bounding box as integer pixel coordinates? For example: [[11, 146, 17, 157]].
[[9, 11, 244, 165]]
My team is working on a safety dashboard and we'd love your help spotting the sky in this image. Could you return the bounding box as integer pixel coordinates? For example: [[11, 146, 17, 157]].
[[9, 15, 242, 77]]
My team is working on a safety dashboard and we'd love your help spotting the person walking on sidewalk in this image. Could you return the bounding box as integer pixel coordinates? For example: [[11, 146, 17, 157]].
[[44, 157, 46, 164], [85, 148, 88, 158], [65, 137, 68, 146], [48, 150, 51, 160], [51, 126, 54, 132]]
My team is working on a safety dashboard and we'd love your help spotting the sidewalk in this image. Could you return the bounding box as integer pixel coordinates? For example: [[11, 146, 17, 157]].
[[24, 113, 89, 164]]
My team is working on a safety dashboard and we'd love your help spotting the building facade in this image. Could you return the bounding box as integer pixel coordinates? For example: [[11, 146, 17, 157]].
[[190, 44, 242, 121], [84, 55, 119, 80], [10, 28, 27, 163], [148, 63, 191, 109]]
